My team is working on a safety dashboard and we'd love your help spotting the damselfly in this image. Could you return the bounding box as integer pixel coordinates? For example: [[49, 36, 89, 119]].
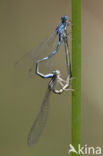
[[15, 16, 72, 145], [27, 70, 63, 146], [15, 16, 72, 82], [27, 69, 72, 146]]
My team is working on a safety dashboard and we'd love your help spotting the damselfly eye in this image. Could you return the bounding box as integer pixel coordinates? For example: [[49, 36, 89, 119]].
[[61, 16, 68, 22]]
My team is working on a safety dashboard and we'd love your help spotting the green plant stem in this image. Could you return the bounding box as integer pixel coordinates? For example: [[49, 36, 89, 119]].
[[72, 0, 81, 155]]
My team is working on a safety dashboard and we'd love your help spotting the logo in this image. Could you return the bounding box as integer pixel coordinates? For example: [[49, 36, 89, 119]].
[[68, 144, 102, 155]]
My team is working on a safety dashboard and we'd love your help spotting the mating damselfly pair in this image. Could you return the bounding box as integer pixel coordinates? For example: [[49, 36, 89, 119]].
[[15, 16, 72, 146]]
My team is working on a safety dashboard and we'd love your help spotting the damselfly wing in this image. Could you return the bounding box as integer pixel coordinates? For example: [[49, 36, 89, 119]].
[[15, 31, 58, 78], [27, 88, 51, 145]]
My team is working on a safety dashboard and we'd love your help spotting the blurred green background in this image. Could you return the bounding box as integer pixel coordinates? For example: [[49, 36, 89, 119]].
[[0, 0, 103, 156]]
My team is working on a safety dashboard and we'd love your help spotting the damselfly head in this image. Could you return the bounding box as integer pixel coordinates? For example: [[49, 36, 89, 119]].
[[61, 16, 68, 23], [52, 70, 61, 76]]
